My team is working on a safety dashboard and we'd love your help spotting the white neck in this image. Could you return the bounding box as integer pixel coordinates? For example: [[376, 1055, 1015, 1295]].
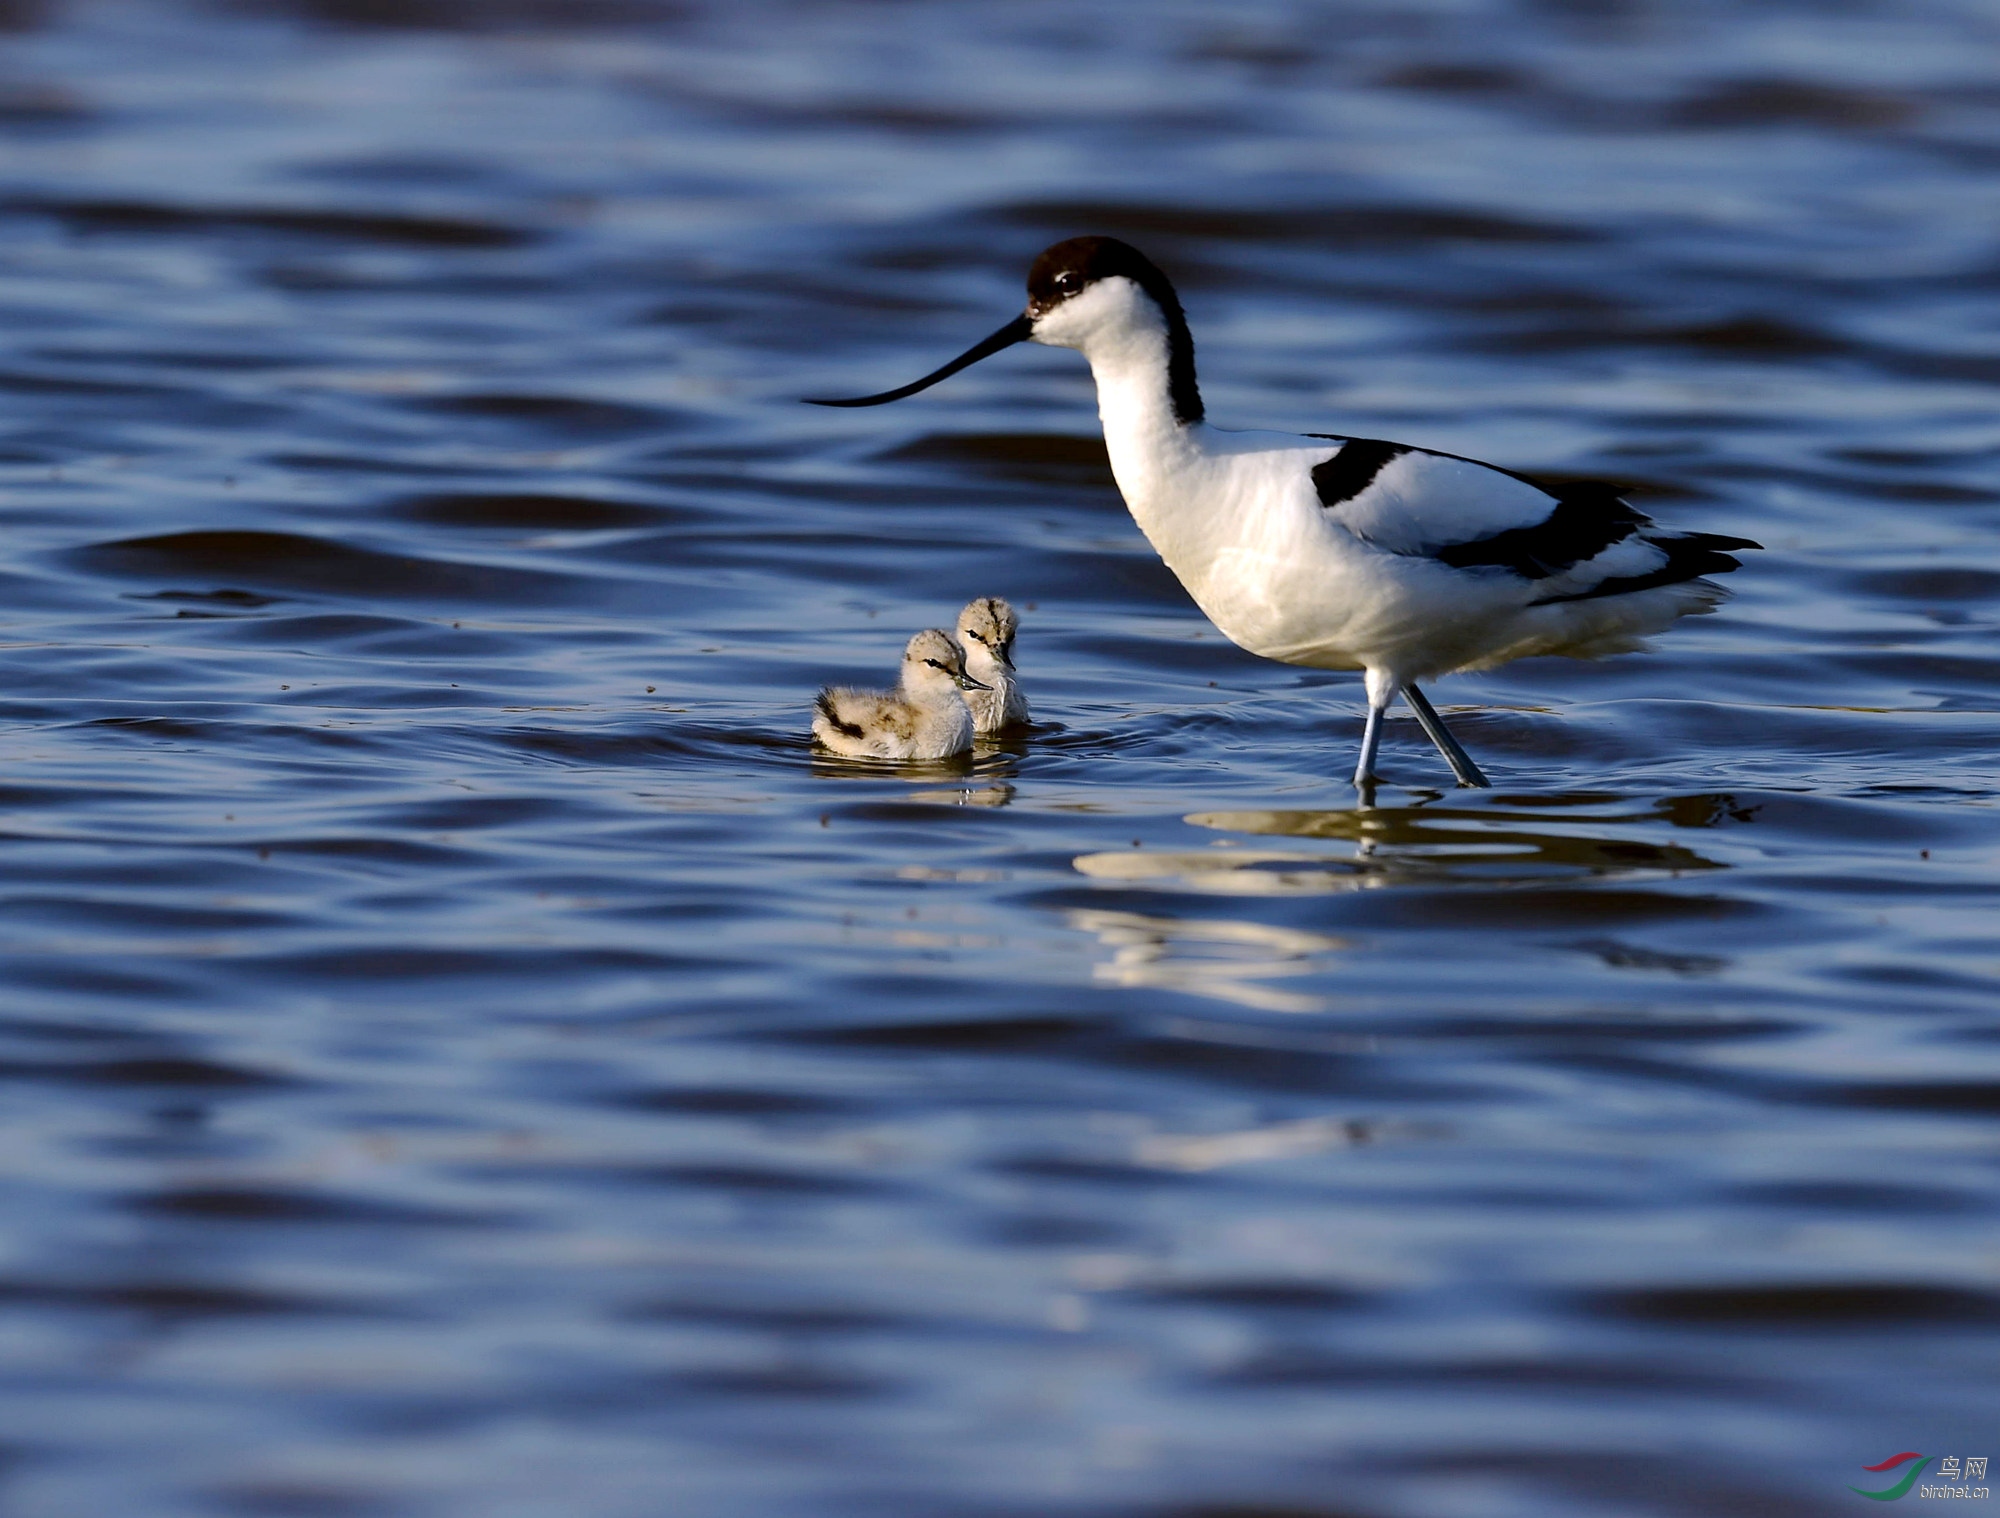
[[1083, 324, 1200, 501], [1076, 327, 1212, 595]]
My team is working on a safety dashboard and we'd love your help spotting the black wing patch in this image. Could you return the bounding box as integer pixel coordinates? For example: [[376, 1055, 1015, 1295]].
[[1310, 435, 1644, 578], [1530, 531, 1761, 605], [1311, 439, 1408, 507], [814, 690, 863, 738], [1307, 434, 1761, 590], [1435, 479, 1647, 580]]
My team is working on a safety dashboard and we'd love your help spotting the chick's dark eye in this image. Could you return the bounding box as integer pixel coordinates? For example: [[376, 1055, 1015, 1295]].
[[1054, 271, 1077, 289], [924, 658, 948, 671]]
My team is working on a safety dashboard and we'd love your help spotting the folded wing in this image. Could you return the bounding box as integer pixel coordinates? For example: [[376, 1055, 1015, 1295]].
[[1309, 436, 1758, 602]]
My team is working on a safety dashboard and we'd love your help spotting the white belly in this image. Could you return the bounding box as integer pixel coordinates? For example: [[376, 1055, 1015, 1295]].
[[1111, 443, 1382, 667], [1112, 438, 1612, 680]]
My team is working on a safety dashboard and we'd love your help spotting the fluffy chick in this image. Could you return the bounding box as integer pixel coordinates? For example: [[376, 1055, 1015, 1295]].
[[955, 596, 1028, 733], [812, 628, 988, 760]]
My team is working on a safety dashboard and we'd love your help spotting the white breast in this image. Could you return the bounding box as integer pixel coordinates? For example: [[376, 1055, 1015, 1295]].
[[1105, 422, 1377, 664]]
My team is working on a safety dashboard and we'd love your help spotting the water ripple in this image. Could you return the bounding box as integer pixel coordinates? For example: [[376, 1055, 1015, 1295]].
[[0, 1, 1994, 1515]]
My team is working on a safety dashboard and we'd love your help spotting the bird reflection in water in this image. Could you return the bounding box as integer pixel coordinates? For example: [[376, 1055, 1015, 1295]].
[[1073, 846, 1374, 895], [808, 751, 1019, 808], [1065, 908, 1347, 1013], [1074, 798, 1722, 897], [907, 782, 1016, 808], [1067, 800, 1726, 1014], [1189, 801, 1724, 883]]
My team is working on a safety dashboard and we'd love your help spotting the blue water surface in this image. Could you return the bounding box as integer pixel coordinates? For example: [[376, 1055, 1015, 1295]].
[[0, 1, 1997, 1514]]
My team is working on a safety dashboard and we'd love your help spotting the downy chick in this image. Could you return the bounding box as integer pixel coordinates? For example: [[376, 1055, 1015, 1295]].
[[955, 596, 1028, 733], [812, 628, 988, 760]]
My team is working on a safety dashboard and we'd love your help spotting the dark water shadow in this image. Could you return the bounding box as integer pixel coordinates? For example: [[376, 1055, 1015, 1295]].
[[67, 529, 608, 607]]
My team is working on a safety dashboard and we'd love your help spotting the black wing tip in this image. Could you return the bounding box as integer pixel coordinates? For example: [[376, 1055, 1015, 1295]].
[[1676, 531, 1762, 552], [1686, 550, 1747, 577], [1636, 531, 1757, 584], [1650, 530, 1762, 574], [1530, 536, 1753, 606]]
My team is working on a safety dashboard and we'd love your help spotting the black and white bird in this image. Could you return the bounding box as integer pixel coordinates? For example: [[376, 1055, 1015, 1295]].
[[955, 596, 1029, 734], [812, 628, 988, 761], [809, 236, 1758, 788]]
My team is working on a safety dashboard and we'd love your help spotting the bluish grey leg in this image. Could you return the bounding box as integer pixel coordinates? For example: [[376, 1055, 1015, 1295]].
[[1404, 683, 1490, 788], [1353, 697, 1387, 788]]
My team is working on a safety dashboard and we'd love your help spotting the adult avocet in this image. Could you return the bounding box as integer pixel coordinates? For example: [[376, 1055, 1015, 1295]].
[[812, 628, 987, 761], [954, 596, 1028, 734], [809, 236, 1758, 788]]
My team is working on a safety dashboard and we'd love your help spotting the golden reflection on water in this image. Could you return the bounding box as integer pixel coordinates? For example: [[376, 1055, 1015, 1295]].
[[1068, 802, 1726, 1002], [1185, 803, 1724, 882], [1072, 847, 1372, 895], [1065, 907, 1347, 1012], [1072, 808, 1718, 895]]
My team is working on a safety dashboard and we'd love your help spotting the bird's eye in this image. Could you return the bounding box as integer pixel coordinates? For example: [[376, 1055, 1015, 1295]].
[[924, 658, 947, 671], [1054, 270, 1077, 290], [965, 630, 984, 642]]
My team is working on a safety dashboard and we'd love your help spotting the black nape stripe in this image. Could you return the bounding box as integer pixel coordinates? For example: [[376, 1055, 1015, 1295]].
[[1436, 480, 1646, 579], [1027, 237, 1204, 425], [1161, 314, 1202, 426], [1311, 438, 1409, 508], [814, 690, 863, 739]]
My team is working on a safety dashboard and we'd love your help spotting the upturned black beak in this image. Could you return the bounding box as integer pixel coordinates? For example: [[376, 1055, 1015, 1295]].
[[804, 314, 1032, 407], [955, 671, 992, 691]]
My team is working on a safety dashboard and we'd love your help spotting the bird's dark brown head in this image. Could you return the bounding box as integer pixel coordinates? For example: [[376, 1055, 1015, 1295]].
[[1025, 237, 1202, 424], [804, 235, 1202, 423], [1026, 237, 1171, 317]]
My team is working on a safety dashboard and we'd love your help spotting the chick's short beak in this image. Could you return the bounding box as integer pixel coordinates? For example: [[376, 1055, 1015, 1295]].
[[956, 672, 992, 692]]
